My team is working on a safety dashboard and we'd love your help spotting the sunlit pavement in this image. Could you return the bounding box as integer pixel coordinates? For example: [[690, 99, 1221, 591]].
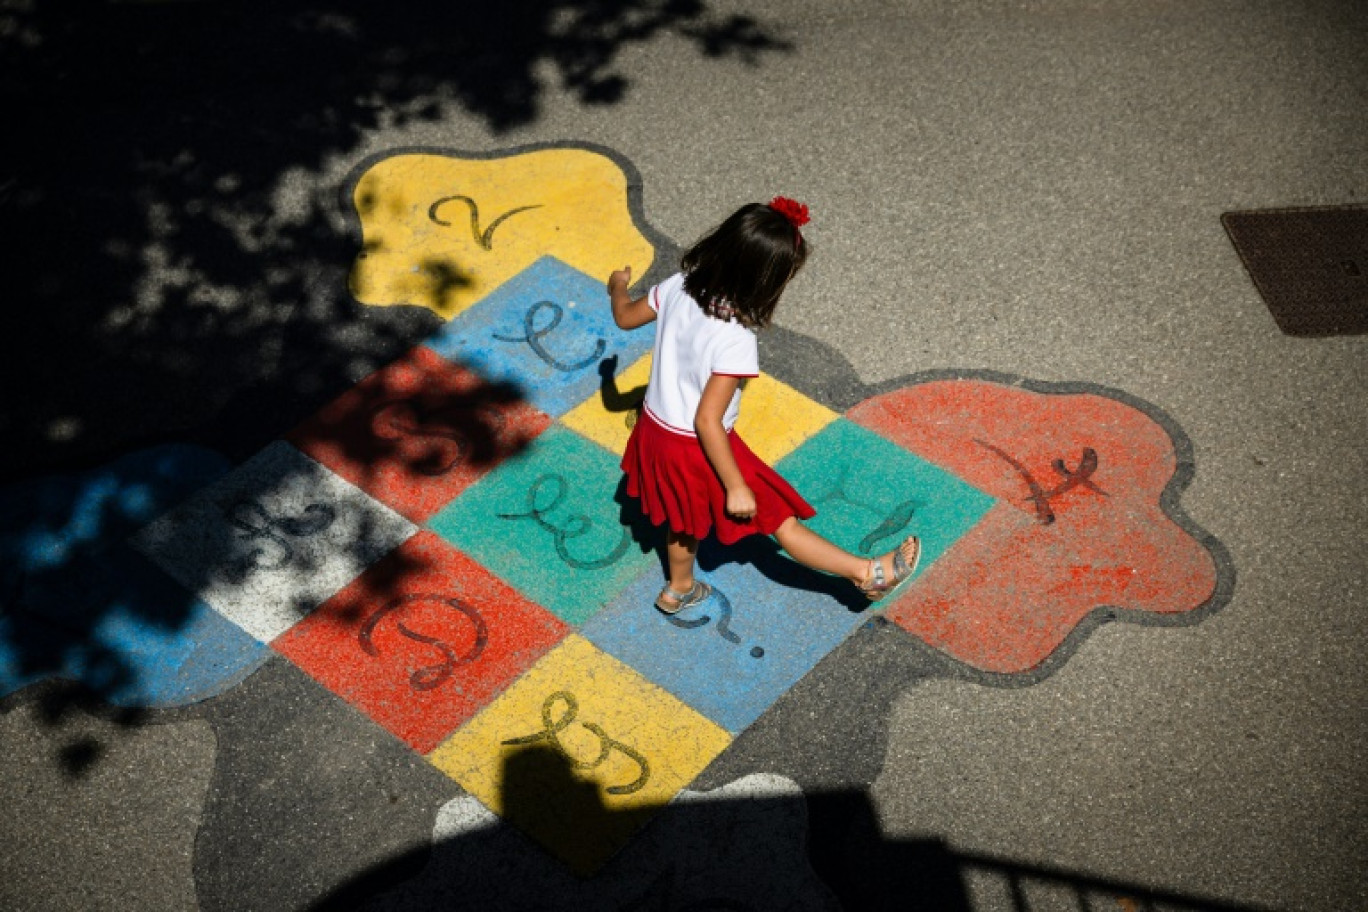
[[2, 3, 1365, 910]]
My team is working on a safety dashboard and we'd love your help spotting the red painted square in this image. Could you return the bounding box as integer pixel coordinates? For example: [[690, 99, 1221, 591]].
[[273, 532, 569, 754], [287, 345, 552, 522]]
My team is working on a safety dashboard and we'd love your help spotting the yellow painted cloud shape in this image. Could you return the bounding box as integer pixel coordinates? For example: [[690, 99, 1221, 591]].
[[348, 148, 657, 319]]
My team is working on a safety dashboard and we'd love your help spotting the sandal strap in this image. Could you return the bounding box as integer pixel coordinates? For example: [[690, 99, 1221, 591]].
[[682, 580, 710, 607], [891, 547, 911, 580], [662, 580, 710, 608], [889, 537, 921, 584], [859, 537, 921, 599]]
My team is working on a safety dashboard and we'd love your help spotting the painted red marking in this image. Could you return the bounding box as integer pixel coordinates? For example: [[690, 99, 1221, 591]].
[[288, 345, 551, 522], [849, 381, 1219, 674], [273, 532, 569, 753]]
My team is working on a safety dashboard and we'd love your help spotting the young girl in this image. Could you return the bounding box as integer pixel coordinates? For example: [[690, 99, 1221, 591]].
[[607, 197, 920, 614]]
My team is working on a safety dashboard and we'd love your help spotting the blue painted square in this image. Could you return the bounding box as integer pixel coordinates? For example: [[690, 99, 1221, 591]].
[[427, 425, 657, 626], [87, 561, 272, 708], [0, 444, 272, 708], [581, 536, 870, 734], [424, 256, 653, 418], [775, 418, 997, 579], [0, 546, 271, 708]]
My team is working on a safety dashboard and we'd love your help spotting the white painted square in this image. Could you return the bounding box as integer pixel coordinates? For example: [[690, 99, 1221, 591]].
[[132, 441, 417, 642]]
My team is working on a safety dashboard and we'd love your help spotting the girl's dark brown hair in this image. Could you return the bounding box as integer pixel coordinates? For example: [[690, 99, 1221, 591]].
[[681, 202, 808, 328]]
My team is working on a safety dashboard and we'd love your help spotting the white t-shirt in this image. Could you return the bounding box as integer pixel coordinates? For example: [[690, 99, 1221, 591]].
[[642, 272, 759, 435]]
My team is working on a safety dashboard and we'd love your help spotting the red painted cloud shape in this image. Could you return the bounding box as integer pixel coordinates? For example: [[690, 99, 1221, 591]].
[[849, 380, 1221, 675]]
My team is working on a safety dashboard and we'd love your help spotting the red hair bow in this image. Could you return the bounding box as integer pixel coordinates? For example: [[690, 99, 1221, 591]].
[[768, 196, 810, 229]]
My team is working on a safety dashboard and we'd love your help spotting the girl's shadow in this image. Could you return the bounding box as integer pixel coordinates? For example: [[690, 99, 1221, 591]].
[[601, 353, 867, 612]]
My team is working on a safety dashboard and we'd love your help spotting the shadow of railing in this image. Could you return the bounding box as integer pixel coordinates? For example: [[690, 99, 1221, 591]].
[[309, 745, 1279, 912]]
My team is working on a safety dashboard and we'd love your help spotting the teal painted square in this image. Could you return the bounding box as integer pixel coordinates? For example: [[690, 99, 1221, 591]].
[[427, 426, 655, 626], [776, 419, 996, 581]]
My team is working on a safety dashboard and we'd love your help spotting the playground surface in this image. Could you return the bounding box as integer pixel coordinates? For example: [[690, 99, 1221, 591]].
[[2, 2, 1365, 910]]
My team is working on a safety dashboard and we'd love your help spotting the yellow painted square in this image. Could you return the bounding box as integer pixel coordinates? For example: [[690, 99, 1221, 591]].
[[559, 361, 837, 465], [733, 374, 840, 464], [559, 354, 652, 456], [427, 634, 731, 875]]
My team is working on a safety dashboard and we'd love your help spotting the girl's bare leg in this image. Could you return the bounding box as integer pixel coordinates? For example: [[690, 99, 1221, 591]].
[[772, 516, 917, 586], [666, 530, 699, 592], [772, 517, 866, 581]]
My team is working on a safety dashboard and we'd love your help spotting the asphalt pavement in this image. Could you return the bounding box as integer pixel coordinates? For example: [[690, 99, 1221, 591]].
[[2, 1, 1365, 910]]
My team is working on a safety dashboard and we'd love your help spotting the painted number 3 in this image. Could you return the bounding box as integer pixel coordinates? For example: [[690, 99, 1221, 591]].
[[501, 691, 651, 795], [359, 594, 489, 691]]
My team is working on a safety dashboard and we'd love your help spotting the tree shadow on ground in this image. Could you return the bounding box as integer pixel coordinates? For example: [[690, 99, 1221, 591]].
[[0, 0, 788, 754], [0, 0, 790, 481], [0, 365, 539, 770], [311, 744, 1277, 912]]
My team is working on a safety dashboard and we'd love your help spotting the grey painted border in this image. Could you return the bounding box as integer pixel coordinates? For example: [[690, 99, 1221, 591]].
[[0, 144, 1245, 912], [6, 146, 1237, 704]]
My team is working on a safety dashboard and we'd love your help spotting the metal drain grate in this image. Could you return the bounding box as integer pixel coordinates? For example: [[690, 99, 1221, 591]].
[[1221, 204, 1368, 337]]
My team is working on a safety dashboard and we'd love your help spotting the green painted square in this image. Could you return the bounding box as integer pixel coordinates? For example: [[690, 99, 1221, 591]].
[[428, 425, 654, 626], [776, 419, 996, 575]]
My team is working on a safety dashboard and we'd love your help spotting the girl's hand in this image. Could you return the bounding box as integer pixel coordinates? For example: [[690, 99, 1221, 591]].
[[608, 265, 655, 330], [725, 485, 758, 521]]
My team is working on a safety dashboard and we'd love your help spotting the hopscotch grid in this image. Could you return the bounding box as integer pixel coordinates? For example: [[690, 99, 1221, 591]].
[[127, 252, 981, 875]]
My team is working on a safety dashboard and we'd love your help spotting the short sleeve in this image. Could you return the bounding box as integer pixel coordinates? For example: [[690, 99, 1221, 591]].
[[649, 272, 686, 314], [709, 328, 759, 378]]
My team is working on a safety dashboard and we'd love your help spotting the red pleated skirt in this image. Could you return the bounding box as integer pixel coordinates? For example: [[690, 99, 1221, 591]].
[[621, 409, 816, 544]]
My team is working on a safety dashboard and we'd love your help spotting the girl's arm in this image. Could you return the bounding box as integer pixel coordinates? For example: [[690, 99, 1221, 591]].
[[695, 373, 757, 520], [608, 266, 656, 330]]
